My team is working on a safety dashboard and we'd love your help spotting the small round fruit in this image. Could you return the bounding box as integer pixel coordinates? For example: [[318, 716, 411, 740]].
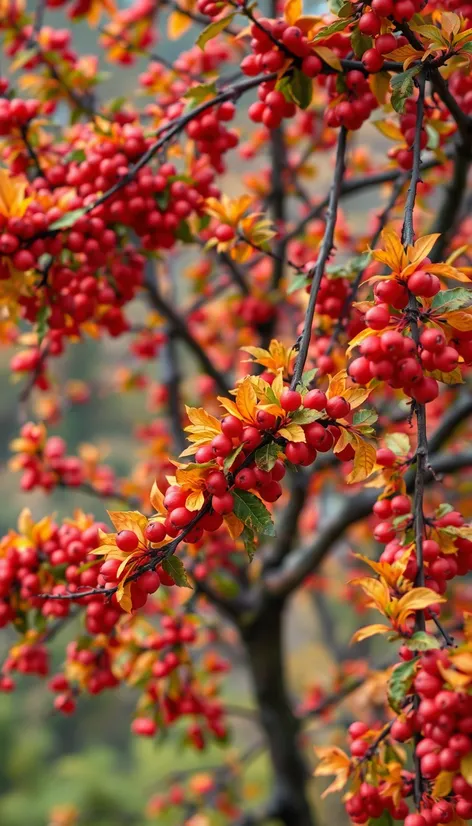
[[116, 530, 139, 552]]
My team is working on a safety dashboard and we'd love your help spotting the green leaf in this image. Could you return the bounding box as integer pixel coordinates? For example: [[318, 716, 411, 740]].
[[459, 41, 472, 53], [351, 27, 372, 58], [212, 572, 240, 598], [196, 13, 236, 50], [155, 190, 170, 210], [63, 149, 87, 164], [312, 16, 353, 40], [403, 632, 440, 651], [431, 287, 472, 314], [49, 208, 87, 231], [338, 0, 354, 16], [162, 557, 192, 588], [12, 47, 38, 69], [175, 220, 193, 243], [388, 658, 417, 712], [241, 526, 257, 561], [290, 408, 323, 424], [353, 408, 378, 427], [36, 305, 50, 344], [184, 82, 218, 106], [369, 813, 394, 826], [255, 443, 281, 472], [287, 273, 309, 294], [425, 123, 440, 150], [435, 503, 454, 518], [224, 443, 246, 473], [233, 490, 275, 537], [390, 66, 421, 114], [289, 68, 313, 110], [296, 367, 318, 391]]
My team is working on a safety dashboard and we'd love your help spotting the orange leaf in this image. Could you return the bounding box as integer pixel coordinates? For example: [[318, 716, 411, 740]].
[[150, 480, 166, 515], [235, 378, 258, 423], [313, 46, 342, 71], [346, 434, 377, 484], [351, 623, 391, 644], [116, 581, 133, 613], [284, 0, 302, 25], [223, 512, 244, 539], [106, 510, 147, 539], [432, 771, 454, 798], [167, 10, 192, 39], [186, 489, 205, 511], [444, 309, 472, 330]]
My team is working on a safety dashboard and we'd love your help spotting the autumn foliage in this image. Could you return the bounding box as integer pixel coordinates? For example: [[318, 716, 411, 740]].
[[1, 0, 472, 823]]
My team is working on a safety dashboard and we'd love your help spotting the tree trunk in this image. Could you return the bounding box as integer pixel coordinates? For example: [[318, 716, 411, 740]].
[[241, 598, 317, 826]]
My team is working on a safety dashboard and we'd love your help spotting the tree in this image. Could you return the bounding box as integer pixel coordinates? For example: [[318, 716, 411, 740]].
[[0, 0, 472, 823]]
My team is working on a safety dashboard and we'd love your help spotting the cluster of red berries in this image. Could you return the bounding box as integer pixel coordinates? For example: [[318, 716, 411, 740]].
[[346, 722, 414, 822], [0, 96, 41, 136], [234, 294, 276, 327], [374, 499, 472, 598], [392, 649, 472, 823], [324, 70, 378, 131], [10, 425, 118, 494], [248, 82, 297, 130], [347, 260, 472, 402], [185, 101, 238, 173]]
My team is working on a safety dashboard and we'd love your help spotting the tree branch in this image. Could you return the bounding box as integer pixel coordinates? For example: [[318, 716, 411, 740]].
[[290, 126, 347, 389]]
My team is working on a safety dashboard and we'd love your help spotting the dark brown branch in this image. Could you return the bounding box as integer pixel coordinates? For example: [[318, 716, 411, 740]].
[[290, 127, 347, 389], [144, 268, 230, 395]]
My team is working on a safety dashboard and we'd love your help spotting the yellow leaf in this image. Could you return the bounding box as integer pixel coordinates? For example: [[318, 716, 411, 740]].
[[373, 120, 404, 141], [313, 746, 351, 798], [384, 44, 422, 62], [409, 234, 441, 266], [326, 369, 347, 399], [235, 378, 258, 423], [427, 366, 463, 385], [351, 623, 391, 644], [167, 10, 192, 38], [346, 435, 377, 484], [351, 576, 390, 613], [428, 263, 471, 282], [224, 512, 244, 539], [444, 309, 472, 330], [450, 652, 472, 674], [185, 406, 222, 437], [106, 510, 147, 539], [0, 169, 32, 219], [271, 369, 284, 400], [128, 651, 156, 686], [284, 0, 302, 25], [344, 384, 375, 409], [347, 327, 392, 355], [460, 754, 472, 785], [278, 423, 306, 442], [396, 587, 445, 624], [333, 426, 355, 454], [369, 71, 391, 105], [218, 395, 244, 420], [432, 771, 454, 798], [186, 489, 205, 511], [150, 480, 165, 515], [313, 46, 342, 71], [378, 227, 406, 273], [116, 581, 133, 613], [437, 663, 471, 689]]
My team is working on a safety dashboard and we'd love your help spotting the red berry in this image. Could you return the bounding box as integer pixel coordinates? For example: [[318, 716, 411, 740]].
[[221, 415, 243, 439], [211, 492, 234, 514], [376, 448, 397, 467], [131, 717, 157, 736], [303, 389, 327, 410], [169, 507, 193, 528], [365, 304, 390, 330], [116, 530, 139, 552], [325, 396, 351, 419], [280, 389, 302, 411], [206, 471, 228, 496], [144, 521, 167, 544]]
